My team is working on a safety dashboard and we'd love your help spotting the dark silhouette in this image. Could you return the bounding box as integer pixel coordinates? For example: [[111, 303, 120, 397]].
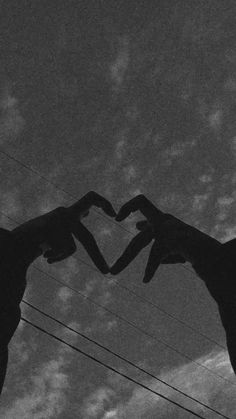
[[0, 192, 116, 394], [111, 195, 236, 375]]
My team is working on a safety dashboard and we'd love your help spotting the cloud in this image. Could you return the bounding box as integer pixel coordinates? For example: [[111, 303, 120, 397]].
[[199, 174, 212, 183], [96, 226, 114, 246], [216, 194, 235, 221], [114, 129, 129, 160], [1, 358, 69, 419], [232, 137, 236, 156], [101, 349, 235, 419], [162, 140, 196, 166], [123, 165, 137, 183], [10, 338, 30, 368], [0, 189, 21, 218], [110, 37, 129, 91], [208, 107, 223, 132], [192, 193, 209, 212], [49, 256, 80, 285], [103, 410, 119, 419], [0, 87, 25, 145], [81, 387, 116, 419], [57, 286, 74, 303], [1, 319, 82, 419], [56, 286, 74, 313], [215, 225, 236, 242], [79, 275, 118, 335]]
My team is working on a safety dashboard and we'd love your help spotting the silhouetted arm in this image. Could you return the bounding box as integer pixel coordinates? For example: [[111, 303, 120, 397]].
[[111, 195, 236, 376]]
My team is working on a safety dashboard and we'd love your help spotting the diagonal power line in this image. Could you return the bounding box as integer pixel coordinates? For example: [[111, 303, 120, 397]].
[[0, 147, 235, 387], [0, 145, 218, 304], [22, 299, 230, 418], [0, 146, 220, 306], [0, 148, 132, 234], [33, 262, 235, 388], [22, 315, 226, 419], [1, 209, 234, 388], [0, 208, 226, 352]]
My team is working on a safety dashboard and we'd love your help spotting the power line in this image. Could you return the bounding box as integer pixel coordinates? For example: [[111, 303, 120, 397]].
[[0, 148, 132, 235], [20, 316, 213, 419], [59, 252, 227, 353], [0, 146, 219, 287], [40, 244, 227, 350], [22, 299, 231, 418], [0, 149, 233, 385], [0, 145, 220, 310], [38, 278, 236, 389], [0, 103, 233, 414], [32, 270, 235, 393], [0, 208, 225, 352], [33, 263, 236, 390], [0, 145, 216, 307], [1, 209, 233, 387]]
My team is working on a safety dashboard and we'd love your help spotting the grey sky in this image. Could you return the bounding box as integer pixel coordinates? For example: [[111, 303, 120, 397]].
[[0, 1, 235, 418]]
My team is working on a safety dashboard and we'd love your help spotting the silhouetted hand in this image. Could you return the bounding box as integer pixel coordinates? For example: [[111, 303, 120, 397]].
[[42, 191, 116, 274], [110, 195, 221, 283]]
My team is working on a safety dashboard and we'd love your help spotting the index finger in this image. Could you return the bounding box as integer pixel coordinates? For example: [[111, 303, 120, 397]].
[[73, 221, 110, 274], [72, 191, 116, 218], [110, 228, 154, 275], [116, 195, 165, 223], [143, 241, 169, 283]]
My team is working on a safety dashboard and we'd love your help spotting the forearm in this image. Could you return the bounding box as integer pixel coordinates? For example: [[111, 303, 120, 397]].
[[181, 226, 223, 286], [185, 227, 222, 267], [193, 238, 235, 289]]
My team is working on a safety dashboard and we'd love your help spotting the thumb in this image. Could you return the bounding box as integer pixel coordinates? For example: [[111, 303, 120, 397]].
[[143, 241, 169, 283]]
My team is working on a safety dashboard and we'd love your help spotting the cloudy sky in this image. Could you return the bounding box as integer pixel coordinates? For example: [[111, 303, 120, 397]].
[[0, 1, 236, 418]]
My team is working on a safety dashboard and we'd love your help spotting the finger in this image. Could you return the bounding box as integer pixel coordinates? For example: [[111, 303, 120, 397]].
[[136, 220, 149, 231], [44, 236, 77, 263], [161, 254, 186, 264], [116, 195, 164, 223], [47, 247, 75, 264], [110, 229, 154, 275], [143, 241, 169, 283], [73, 222, 109, 274], [81, 191, 116, 217], [82, 210, 89, 218]]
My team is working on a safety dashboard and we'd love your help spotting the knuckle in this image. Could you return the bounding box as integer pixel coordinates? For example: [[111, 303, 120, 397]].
[[86, 191, 95, 198], [135, 194, 146, 204]]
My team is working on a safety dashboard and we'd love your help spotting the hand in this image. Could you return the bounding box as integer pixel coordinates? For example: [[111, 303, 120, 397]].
[[43, 192, 116, 274], [110, 195, 220, 283]]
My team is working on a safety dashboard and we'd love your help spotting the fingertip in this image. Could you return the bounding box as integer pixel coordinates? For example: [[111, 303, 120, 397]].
[[115, 214, 124, 222], [101, 266, 110, 274], [109, 208, 117, 218], [96, 260, 110, 274], [115, 207, 127, 221], [109, 267, 118, 275], [136, 221, 149, 231], [143, 275, 151, 283], [103, 203, 116, 218]]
